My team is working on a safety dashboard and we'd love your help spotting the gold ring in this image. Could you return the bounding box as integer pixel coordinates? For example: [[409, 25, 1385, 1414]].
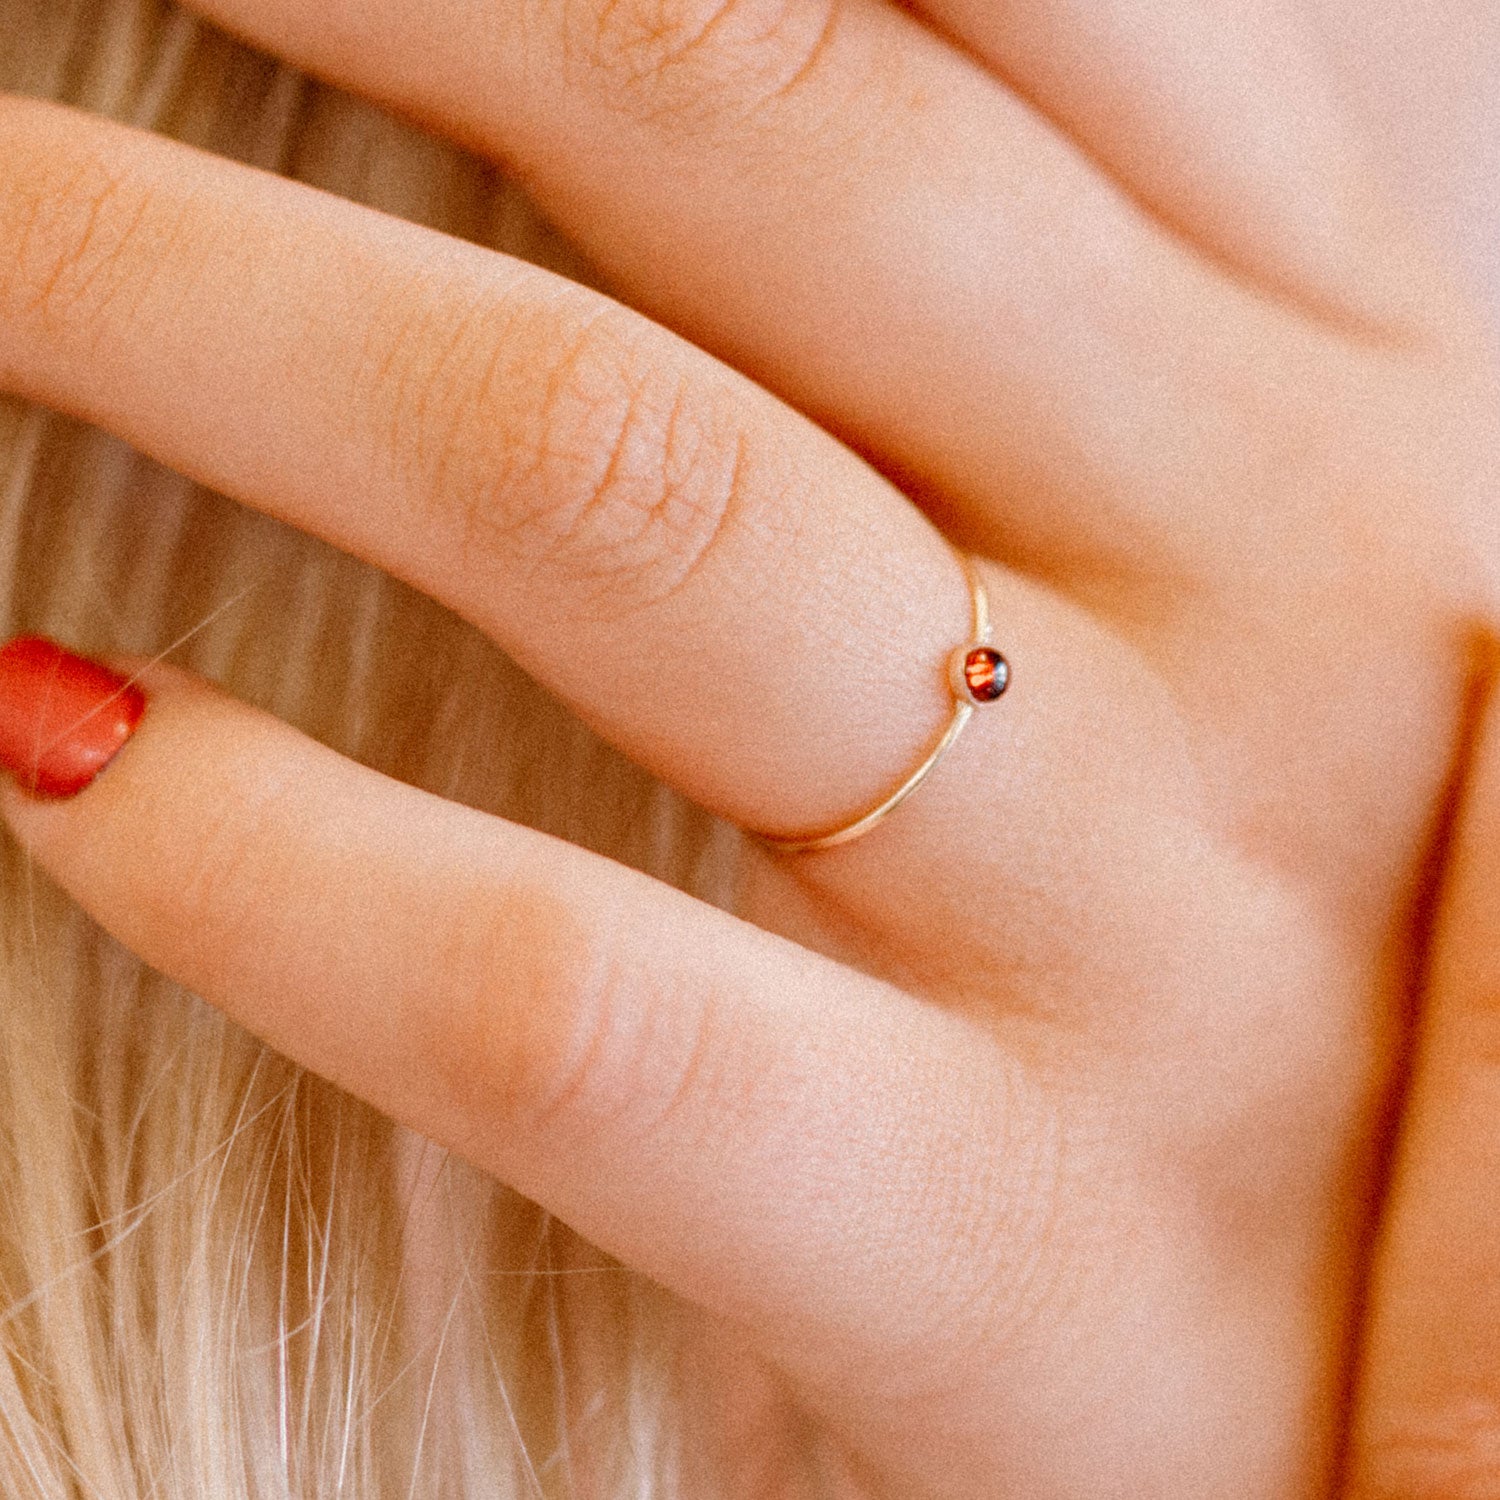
[[757, 550, 1009, 854]]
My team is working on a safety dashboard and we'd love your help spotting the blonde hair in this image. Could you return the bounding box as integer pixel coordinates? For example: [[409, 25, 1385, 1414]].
[[0, 3, 739, 1492]]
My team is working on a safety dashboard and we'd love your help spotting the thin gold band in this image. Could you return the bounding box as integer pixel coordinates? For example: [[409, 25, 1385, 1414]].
[[757, 551, 1005, 855]]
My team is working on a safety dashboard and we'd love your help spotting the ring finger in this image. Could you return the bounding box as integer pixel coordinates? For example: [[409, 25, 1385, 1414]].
[[0, 98, 1188, 955]]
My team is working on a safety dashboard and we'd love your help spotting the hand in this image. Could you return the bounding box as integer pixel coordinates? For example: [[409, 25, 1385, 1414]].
[[0, 0, 1495, 1492]]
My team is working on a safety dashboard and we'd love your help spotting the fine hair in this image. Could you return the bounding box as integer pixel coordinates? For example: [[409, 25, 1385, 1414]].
[[0, 2, 741, 1492]]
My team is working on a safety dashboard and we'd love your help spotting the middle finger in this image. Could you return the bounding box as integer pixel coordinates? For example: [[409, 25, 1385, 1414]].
[[170, 0, 1266, 579]]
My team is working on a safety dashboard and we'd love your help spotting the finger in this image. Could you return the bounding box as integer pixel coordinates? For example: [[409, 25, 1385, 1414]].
[[905, 0, 1446, 341], [166, 0, 1287, 574], [0, 649, 1065, 1494], [1345, 668, 1500, 1499], [0, 96, 1190, 929]]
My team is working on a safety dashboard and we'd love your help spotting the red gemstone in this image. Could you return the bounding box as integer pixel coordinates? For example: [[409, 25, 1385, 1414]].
[[962, 647, 1009, 703]]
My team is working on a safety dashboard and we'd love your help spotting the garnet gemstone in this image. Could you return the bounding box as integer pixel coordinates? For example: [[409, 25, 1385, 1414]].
[[961, 647, 1010, 703]]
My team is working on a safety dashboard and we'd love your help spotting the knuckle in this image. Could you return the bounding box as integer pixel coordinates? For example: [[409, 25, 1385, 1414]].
[[561, 0, 843, 128], [427, 877, 685, 1146], [418, 879, 590, 1140], [1359, 1400, 1500, 1500], [510, 955, 675, 1142], [520, 338, 746, 616], [377, 296, 747, 618], [0, 122, 165, 340]]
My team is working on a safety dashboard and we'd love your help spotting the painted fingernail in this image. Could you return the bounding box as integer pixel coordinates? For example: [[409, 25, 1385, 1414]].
[[0, 637, 146, 799]]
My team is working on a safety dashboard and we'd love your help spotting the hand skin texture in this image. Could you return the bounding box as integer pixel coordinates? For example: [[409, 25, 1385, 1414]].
[[0, 1, 1497, 1496], [1345, 659, 1500, 1500], [1305, 0, 1500, 355]]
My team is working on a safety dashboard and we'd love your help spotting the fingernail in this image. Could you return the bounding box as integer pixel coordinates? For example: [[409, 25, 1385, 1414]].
[[0, 637, 146, 799]]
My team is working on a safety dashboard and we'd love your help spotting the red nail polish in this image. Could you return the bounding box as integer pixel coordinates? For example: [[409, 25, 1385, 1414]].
[[0, 637, 146, 799]]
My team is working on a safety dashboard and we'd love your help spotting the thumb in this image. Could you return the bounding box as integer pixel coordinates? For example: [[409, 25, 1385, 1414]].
[[1345, 662, 1500, 1499]]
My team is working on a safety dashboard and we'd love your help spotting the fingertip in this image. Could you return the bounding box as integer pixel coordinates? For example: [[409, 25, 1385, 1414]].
[[0, 647, 222, 849], [0, 637, 148, 803]]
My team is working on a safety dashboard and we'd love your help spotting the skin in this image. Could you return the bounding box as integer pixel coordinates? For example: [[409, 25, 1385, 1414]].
[[1346, 665, 1500, 1500], [0, 0, 1496, 1494], [1306, 0, 1500, 351], [1317, 8, 1500, 1493]]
